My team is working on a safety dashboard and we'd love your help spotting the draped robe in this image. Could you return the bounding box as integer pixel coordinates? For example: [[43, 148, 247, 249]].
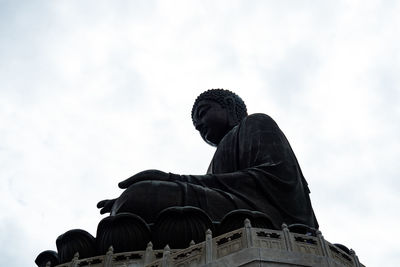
[[112, 113, 318, 229]]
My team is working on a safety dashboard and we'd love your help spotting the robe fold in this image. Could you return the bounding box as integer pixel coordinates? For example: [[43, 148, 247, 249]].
[[180, 113, 318, 228]]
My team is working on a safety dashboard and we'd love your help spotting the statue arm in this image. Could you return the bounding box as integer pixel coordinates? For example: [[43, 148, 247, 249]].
[[118, 169, 173, 189], [175, 162, 289, 191], [118, 114, 295, 191]]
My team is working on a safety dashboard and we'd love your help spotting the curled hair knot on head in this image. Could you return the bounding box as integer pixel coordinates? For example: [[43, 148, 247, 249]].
[[191, 89, 247, 125]]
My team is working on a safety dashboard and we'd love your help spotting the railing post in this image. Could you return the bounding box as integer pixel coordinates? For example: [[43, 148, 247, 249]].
[[316, 230, 332, 267], [104, 246, 114, 267], [316, 230, 330, 257], [69, 252, 79, 267], [350, 249, 361, 267], [161, 245, 170, 267], [282, 223, 293, 251], [205, 229, 213, 263], [144, 241, 154, 265], [244, 218, 253, 247]]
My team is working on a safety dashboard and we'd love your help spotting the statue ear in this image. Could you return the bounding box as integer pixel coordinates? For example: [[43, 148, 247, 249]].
[[223, 96, 238, 126]]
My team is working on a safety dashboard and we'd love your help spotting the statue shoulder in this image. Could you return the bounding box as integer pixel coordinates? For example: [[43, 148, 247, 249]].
[[241, 113, 279, 129]]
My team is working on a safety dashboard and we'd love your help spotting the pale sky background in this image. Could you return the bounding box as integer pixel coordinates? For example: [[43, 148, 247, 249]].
[[0, 0, 399, 266]]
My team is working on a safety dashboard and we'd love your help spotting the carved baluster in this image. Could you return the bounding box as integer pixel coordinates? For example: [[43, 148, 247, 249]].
[[205, 229, 213, 263], [104, 246, 114, 267], [69, 252, 79, 267], [316, 230, 333, 267], [350, 249, 361, 267], [161, 245, 170, 267], [244, 218, 253, 248], [282, 223, 293, 251], [144, 241, 154, 264], [316, 230, 331, 258]]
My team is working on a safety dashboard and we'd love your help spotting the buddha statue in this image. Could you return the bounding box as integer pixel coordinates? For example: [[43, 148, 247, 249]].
[[97, 89, 318, 230]]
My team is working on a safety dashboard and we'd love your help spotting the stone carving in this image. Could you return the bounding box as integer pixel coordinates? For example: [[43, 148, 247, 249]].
[[34, 250, 59, 267], [36, 89, 323, 265], [98, 89, 318, 229], [56, 229, 96, 264], [50, 222, 365, 267]]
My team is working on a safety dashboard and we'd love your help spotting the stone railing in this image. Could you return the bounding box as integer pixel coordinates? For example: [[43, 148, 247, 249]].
[[54, 220, 363, 267]]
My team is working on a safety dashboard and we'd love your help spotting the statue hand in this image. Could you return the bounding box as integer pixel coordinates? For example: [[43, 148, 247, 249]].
[[97, 198, 117, 214], [118, 169, 171, 189]]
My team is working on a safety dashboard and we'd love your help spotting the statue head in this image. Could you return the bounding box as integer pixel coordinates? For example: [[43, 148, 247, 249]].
[[192, 89, 247, 146]]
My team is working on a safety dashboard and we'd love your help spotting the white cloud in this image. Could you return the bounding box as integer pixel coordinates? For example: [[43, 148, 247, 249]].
[[0, 1, 399, 266]]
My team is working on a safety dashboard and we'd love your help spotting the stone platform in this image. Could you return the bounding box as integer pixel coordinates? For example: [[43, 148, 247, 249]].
[[47, 221, 363, 267]]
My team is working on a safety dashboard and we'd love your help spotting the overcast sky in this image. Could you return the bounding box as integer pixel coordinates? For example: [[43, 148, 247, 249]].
[[0, 1, 399, 266]]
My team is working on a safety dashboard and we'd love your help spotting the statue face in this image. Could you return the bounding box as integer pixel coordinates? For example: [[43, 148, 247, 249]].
[[193, 100, 233, 146]]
